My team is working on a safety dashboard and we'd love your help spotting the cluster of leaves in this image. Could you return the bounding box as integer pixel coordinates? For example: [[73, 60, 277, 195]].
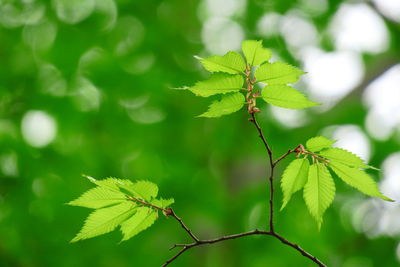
[[69, 176, 174, 242], [69, 40, 394, 244], [186, 40, 319, 117], [280, 136, 393, 228]]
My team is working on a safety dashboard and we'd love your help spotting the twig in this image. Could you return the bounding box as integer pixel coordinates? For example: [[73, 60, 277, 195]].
[[162, 227, 326, 267], [127, 196, 166, 212], [167, 208, 199, 242], [249, 113, 273, 167], [162, 230, 271, 267], [162, 69, 327, 267], [272, 233, 326, 267], [273, 146, 300, 166]]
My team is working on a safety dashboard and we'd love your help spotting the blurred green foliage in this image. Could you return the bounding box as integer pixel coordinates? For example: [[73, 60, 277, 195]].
[[0, 0, 399, 266]]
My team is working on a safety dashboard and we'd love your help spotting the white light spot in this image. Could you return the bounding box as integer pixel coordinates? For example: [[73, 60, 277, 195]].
[[0, 153, 18, 177], [53, 0, 95, 24], [372, 0, 400, 23], [78, 47, 106, 72], [270, 105, 308, 129], [119, 95, 149, 109], [23, 20, 57, 51], [204, 0, 246, 18], [363, 64, 400, 140], [21, 111, 57, 148], [380, 153, 400, 201], [113, 16, 145, 56], [0, 2, 45, 28], [122, 53, 155, 75], [299, 0, 328, 17], [95, 0, 118, 31], [128, 107, 166, 124], [71, 77, 102, 112], [350, 153, 400, 238], [202, 17, 244, 55], [256, 13, 282, 38], [280, 12, 318, 49], [302, 47, 364, 108], [396, 243, 400, 263], [330, 125, 370, 162], [330, 3, 389, 54], [38, 63, 67, 97]]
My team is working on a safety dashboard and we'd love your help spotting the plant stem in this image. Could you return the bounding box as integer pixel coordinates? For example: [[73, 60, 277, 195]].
[[167, 208, 199, 242], [162, 71, 327, 267]]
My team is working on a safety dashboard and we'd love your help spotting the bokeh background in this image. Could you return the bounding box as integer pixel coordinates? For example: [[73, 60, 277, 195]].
[[1, 0, 400, 266]]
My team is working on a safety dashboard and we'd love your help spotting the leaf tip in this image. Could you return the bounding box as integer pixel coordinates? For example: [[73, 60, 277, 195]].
[[169, 86, 189, 91], [280, 203, 287, 211], [70, 236, 80, 243], [368, 165, 380, 171], [83, 175, 96, 182], [380, 195, 395, 202], [311, 101, 321, 107]]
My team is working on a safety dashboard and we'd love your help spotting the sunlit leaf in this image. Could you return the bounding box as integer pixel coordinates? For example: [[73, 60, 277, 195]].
[[303, 163, 335, 229], [280, 158, 310, 210], [71, 202, 136, 242], [306, 136, 336, 152], [152, 198, 175, 209], [241, 40, 271, 66], [86, 176, 130, 192], [188, 73, 244, 97], [320, 148, 378, 170], [120, 207, 158, 241], [119, 180, 158, 201], [68, 186, 127, 209], [329, 162, 393, 201], [255, 62, 305, 84], [199, 92, 245, 118], [261, 85, 319, 109], [195, 51, 246, 74]]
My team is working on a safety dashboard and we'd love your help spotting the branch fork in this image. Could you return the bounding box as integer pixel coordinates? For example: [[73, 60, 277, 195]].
[[162, 65, 327, 267]]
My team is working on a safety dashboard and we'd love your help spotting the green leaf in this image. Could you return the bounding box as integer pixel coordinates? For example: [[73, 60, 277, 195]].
[[241, 40, 271, 66], [199, 92, 245, 118], [303, 163, 335, 229], [306, 136, 336, 152], [119, 180, 158, 202], [328, 162, 393, 201], [195, 51, 246, 74], [188, 73, 244, 97], [71, 202, 136, 242], [255, 62, 305, 84], [120, 207, 158, 241], [281, 158, 310, 210], [261, 85, 319, 109], [152, 198, 175, 209], [68, 187, 127, 209], [320, 148, 377, 170], [86, 176, 132, 192]]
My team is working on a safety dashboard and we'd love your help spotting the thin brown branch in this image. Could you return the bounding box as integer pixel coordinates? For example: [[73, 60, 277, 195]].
[[249, 113, 276, 232], [273, 146, 300, 166], [162, 68, 327, 267], [249, 113, 273, 166], [163, 228, 326, 267], [167, 208, 199, 242], [162, 247, 190, 267], [162, 230, 271, 266], [127, 196, 166, 212], [273, 233, 326, 267]]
